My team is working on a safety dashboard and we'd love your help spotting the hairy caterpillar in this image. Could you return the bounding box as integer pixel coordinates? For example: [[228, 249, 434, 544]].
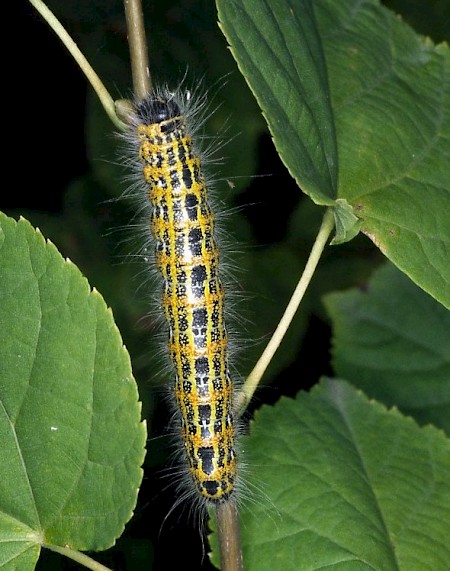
[[124, 86, 238, 505]]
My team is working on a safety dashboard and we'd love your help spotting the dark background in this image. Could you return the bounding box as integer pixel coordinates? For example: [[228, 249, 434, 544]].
[[9, 1, 450, 569]]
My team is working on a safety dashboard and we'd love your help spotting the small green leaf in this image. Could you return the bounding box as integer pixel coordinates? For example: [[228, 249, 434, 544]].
[[324, 262, 450, 433], [217, 0, 338, 204], [0, 213, 146, 565], [210, 379, 450, 569], [331, 199, 362, 244]]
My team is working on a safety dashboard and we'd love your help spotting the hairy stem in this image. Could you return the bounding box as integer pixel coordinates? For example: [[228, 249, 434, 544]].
[[44, 544, 113, 571], [28, 0, 126, 130], [216, 502, 243, 571], [235, 207, 335, 415]]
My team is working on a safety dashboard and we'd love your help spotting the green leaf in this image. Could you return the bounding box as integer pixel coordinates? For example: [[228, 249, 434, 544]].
[[324, 262, 450, 434], [331, 199, 362, 244], [210, 379, 450, 570], [0, 513, 40, 570], [217, 0, 338, 204], [217, 0, 450, 309], [315, 0, 450, 309], [0, 213, 146, 565]]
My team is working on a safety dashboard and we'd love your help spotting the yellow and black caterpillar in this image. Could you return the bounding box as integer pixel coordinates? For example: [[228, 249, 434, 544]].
[[128, 90, 237, 503]]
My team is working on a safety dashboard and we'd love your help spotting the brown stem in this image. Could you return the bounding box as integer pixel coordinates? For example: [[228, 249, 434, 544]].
[[123, 0, 151, 98], [216, 502, 243, 571]]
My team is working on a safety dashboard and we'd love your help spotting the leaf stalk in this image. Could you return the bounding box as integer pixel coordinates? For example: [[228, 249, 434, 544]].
[[44, 544, 113, 571], [235, 207, 335, 415], [28, 0, 126, 130]]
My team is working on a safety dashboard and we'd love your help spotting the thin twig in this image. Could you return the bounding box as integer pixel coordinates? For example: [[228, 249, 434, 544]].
[[44, 544, 113, 571], [235, 207, 335, 416], [28, 0, 126, 130], [216, 502, 243, 571], [123, 0, 152, 98]]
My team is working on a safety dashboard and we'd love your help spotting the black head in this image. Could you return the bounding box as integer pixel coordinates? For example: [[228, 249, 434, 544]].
[[135, 95, 181, 125]]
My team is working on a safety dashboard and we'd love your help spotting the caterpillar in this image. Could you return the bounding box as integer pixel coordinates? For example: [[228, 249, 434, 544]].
[[125, 87, 237, 505]]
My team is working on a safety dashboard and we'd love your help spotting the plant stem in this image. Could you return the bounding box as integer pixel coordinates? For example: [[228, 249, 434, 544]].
[[216, 502, 243, 571], [44, 544, 113, 571], [28, 0, 126, 130], [123, 0, 152, 98], [235, 207, 335, 415]]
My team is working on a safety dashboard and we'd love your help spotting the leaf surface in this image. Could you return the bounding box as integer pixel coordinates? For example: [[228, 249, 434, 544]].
[[210, 379, 450, 570], [0, 213, 146, 567]]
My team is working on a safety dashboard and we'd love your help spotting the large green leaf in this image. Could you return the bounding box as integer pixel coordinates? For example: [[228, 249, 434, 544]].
[[217, 0, 338, 204], [217, 0, 450, 309], [210, 379, 450, 570], [0, 213, 146, 566], [316, 0, 450, 309], [324, 262, 450, 434]]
